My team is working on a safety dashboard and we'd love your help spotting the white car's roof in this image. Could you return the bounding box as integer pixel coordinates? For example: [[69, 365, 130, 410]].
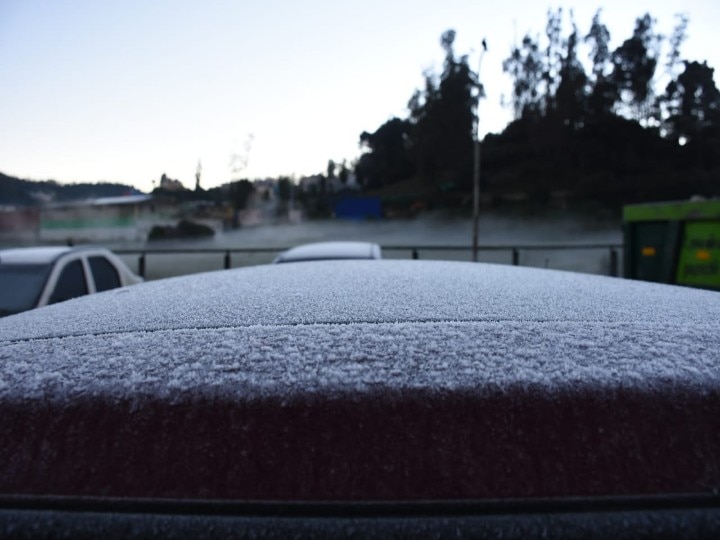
[[1, 260, 719, 402], [274, 241, 380, 263], [0, 246, 75, 264], [0, 245, 116, 265]]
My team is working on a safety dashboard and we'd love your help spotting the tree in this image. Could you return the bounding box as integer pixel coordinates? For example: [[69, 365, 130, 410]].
[[611, 14, 662, 123], [356, 117, 413, 189], [666, 13, 689, 78], [356, 29, 478, 192], [338, 161, 349, 185], [664, 61, 720, 143], [503, 34, 545, 119], [276, 177, 292, 202], [407, 29, 477, 189], [544, 8, 564, 112], [554, 16, 588, 128], [585, 9, 617, 117], [275, 177, 293, 216], [228, 179, 253, 212]]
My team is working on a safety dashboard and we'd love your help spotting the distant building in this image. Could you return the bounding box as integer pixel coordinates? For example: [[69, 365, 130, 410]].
[[0, 207, 40, 241], [39, 195, 174, 243], [298, 173, 361, 195], [298, 175, 325, 194]]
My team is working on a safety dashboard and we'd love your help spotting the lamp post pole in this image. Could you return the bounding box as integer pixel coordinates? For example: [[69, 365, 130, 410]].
[[472, 39, 487, 263]]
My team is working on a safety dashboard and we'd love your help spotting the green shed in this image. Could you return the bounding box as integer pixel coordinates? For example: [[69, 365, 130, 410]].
[[623, 200, 720, 290]]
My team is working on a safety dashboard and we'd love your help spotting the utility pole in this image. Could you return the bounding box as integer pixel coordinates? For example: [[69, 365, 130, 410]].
[[472, 38, 488, 262]]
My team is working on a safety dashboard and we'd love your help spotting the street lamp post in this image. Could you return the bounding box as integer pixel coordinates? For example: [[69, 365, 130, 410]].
[[472, 39, 487, 263]]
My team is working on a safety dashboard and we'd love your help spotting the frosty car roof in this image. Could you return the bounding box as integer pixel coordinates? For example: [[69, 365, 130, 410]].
[[0, 260, 719, 503], [5, 259, 718, 340]]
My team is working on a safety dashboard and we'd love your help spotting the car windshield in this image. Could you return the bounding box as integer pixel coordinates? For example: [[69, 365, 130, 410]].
[[0, 264, 52, 316]]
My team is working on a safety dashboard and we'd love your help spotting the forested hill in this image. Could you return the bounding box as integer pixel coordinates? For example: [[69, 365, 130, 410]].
[[0, 171, 141, 206], [355, 10, 720, 207]]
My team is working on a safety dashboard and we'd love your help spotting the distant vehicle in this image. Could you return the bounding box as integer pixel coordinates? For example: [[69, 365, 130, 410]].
[[0, 246, 142, 317], [1, 260, 719, 537], [273, 241, 382, 263]]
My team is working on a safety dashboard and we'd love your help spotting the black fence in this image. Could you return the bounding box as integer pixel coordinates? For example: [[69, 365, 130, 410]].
[[115, 244, 623, 280]]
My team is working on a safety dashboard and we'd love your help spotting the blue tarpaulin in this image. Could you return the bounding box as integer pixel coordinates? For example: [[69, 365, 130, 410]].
[[334, 197, 382, 219]]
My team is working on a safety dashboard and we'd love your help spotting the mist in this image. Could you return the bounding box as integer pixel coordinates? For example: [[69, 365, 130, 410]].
[[110, 211, 622, 280]]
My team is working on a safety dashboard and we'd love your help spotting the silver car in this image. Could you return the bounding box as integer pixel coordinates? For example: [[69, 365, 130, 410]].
[[273, 241, 382, 263]]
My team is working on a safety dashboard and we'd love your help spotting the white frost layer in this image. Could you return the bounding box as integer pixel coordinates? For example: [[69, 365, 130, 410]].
[[1, 260, 718, 341], [1, 261, 719, 403], [1, 320, 718, 402]]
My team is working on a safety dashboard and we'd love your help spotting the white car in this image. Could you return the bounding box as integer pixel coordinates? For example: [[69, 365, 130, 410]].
[[273, 241, 382, 263], [0, 246, 142, 316]]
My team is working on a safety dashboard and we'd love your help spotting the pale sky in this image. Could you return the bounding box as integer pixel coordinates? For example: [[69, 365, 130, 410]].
[[1, 0, 718, 192]]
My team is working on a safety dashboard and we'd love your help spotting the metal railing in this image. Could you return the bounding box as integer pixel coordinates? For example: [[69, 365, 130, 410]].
[[115, 247, 281, 278], [115, 243, 623, 279]]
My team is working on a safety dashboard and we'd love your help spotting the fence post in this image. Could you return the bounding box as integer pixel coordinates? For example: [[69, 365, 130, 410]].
[[512, 248, 519, 266], [224, 250, 231, 270], [609, 247, 619, 277], [412, 248, 419, 260], [138, 252, 146, 278]]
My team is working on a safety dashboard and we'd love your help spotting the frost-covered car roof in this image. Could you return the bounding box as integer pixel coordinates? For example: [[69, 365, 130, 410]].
[[1, 260, 719, 502], [273, 241, 381, 263]]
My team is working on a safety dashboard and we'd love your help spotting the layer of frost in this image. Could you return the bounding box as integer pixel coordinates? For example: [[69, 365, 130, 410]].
[[1, 261, 719, 403]]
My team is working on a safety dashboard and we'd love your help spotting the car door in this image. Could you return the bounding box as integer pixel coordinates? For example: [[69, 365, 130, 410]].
[[46, 258, 90, 305], [87, 255, 122, 293]]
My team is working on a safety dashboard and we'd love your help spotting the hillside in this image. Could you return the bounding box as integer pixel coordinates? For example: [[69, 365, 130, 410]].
[[0, 172, 142, 206]]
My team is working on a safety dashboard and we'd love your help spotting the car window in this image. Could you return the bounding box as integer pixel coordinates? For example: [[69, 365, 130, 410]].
[[49, 260, 88, 305], [89, 256, 121, 292], [0, 264, 53, 316]]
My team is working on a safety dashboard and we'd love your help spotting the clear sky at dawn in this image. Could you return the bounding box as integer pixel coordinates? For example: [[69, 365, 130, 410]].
[[1, 0, 718, 192]]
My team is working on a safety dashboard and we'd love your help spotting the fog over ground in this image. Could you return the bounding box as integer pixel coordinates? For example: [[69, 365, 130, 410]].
[[116, 212, 623, 280]]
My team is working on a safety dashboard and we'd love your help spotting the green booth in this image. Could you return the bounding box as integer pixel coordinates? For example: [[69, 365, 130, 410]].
[[623, 200, 720, 290]]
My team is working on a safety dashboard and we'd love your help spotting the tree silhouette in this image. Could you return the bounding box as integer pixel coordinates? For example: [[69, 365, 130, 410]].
[[503, 34, 545, 119], [484, 8, 720, 205], [356, 118, 413, 189], [544, 8, 564, 113], [554, 17, 588, 129], [353, 9, 720, 208], [338, 161, 349, 185], [228, 179, 253, 212], [585, 9, 617, 117], [408, 30, 477, 189], [665, 13, 689, 78], [664, 61, 720, 144], [611, 14, 661, 123]]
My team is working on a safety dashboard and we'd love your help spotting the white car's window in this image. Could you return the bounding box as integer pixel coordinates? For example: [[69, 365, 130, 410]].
[[89, 256, 121, 292], [49, 260, 88, 305], [0, 264, 53, 316]]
